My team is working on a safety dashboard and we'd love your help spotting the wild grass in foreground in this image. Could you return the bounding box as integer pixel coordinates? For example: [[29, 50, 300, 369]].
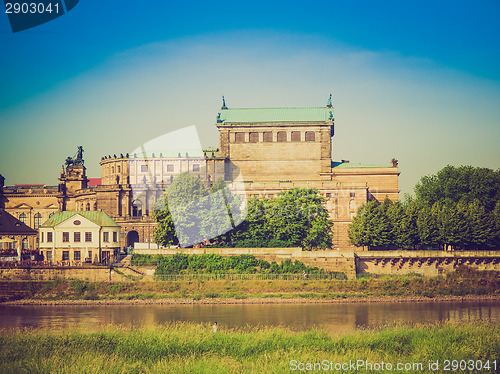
[[0, 322, 498, 373]]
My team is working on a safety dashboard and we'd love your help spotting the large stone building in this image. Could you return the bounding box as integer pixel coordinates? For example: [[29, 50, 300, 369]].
[[0, 97, 399, 252]]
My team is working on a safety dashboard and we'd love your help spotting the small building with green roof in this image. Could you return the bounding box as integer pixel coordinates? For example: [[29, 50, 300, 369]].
[[39, 210, 120, 265]]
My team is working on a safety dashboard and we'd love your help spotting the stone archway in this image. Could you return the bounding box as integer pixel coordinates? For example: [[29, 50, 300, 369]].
[[127, 230, 139, 248]]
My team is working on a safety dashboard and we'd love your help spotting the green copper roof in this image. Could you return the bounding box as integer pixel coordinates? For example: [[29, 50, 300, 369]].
[[41, 211, 120, 228], [218, 107, 334, 123], [332, 161, 386, 169]]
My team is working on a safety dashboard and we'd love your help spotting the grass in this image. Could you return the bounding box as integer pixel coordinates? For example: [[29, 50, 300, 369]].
[[0, 322, 498, 373], [22, 267, 499, 301]]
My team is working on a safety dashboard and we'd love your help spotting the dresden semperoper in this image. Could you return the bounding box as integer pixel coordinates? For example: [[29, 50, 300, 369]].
[[0, 97, 399, 258]]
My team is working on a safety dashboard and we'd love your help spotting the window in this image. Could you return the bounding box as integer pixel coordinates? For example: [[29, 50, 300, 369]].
[[291, 131, 301, 141], [74, 232, 81, 242], [117, 165, 121, 173], [19, 213, 27, 224], [263, 132, 272, 142], [103, 232, 109, 242], [8, 241, 15, 250], [249, 132, 259, 143], [141, 165, 148, 172], [132, 200, 142, 217], [46, 251, 52, 262], [62, 251, 69, 261], [22, 238, 28, 250], [235, 132, 245, 143], [47, 232, 53, 242], [86, 203, 90, 211], [192, 164, 200, 172], [41, 232, 44, 242], [111, 166, 114, 173], [326, 193, 331, 198], [113, 231, 118, 243], [85, 232, 92, 242], [88, 251, 92, 262], [277, 131, 287, 142], [74, 251, 81, 261], [350, 192, 355, 198], [305, 131, 315, 141], [34, 213, 42, 229], [62, 232, 69, 242], [167, 164, 174, 172]]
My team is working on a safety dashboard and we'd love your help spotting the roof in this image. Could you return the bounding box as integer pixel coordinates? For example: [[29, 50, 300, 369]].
[[41, 211, 120, 228], [0, 209, 38, 235], [332, 161, 386, 169], [218, 107, 334, 124], [87, 178, 102, 186]]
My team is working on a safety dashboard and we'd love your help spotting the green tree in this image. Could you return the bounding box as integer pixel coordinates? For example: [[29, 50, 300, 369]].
[[417, 204, 440, 249], [399, 201, 420, 250], [348, 200, 392, 248], [466, 199, 494, 249], [415, 165, 500, 212], [231, 188, 333, 250]]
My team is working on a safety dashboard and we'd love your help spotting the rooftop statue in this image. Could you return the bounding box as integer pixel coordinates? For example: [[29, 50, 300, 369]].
[[65, 146, 85, 166]]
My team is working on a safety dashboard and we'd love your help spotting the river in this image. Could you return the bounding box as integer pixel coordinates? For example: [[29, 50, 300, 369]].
[[1, 300, 499, 333]]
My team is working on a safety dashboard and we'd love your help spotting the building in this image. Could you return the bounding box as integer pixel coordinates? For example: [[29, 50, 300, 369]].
[[39, 211, 120, 265], [0, 208, 38, 260], [0, 96, 399, 251]]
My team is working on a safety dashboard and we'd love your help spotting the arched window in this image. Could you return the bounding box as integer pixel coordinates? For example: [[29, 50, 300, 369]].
[[22, 238, 29, 250], [291, 131, 301, 141], [249, 132, 259, 143], [34, 213, 42, 229], [86, 203, 90, 211], [132, 200, 142, 217], [277, 131, 287, 142], [19, 213, 27, 224]]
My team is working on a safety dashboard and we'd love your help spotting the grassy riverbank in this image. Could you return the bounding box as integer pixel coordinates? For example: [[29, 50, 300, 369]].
[[0, 323, 498, 373], [10, 267, 499, 302]]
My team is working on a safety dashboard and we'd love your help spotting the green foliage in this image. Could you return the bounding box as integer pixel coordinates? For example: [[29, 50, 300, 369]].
[[153, 183, 333, 250], [415, 165, 500, 212], [350, 165, 500, 250], [151, 253, 323, 275]]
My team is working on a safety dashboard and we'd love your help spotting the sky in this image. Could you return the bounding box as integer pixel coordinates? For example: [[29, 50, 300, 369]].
[[0, 0, 499, 197]]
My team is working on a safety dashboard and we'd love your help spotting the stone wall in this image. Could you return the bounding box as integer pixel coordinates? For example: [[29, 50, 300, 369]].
[[0, 267, 127, 282]]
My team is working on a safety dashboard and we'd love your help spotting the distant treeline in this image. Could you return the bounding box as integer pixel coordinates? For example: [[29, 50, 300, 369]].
[[349, 165, 500, 250]]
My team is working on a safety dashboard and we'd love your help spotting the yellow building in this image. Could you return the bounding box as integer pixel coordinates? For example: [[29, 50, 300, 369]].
[[39, 211, 120, 265]]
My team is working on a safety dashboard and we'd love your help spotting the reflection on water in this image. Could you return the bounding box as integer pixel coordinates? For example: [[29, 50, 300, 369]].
[[0, 300, 499, 333]]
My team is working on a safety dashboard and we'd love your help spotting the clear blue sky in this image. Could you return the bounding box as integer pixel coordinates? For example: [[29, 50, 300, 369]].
[[1, 0, 499, 196]]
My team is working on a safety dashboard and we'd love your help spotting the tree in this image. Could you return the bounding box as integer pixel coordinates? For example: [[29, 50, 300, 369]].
[[153, 173, 242, 247], [348, 200, 393, 248], [399, 201, 420, 250], [231, 188, 333, 250], [415, 165, 500, 212], [417, 204, 440, 249]]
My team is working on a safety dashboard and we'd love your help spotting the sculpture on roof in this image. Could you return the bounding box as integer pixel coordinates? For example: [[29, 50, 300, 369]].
[[327, 94, 333, 108], [65, 146, 85, 166], [221, 96, 228, 110]]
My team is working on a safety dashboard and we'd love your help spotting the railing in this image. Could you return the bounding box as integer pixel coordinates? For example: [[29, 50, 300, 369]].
[[154, 272, 346, 281]]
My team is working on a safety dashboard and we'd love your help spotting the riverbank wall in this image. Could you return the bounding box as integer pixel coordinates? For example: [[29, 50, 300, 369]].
[[0, 249, 498, 281], [134, 248, 500, 278]]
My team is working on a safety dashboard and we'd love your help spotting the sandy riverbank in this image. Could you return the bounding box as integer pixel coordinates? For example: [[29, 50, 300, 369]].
[[3, 294, 499, 306]]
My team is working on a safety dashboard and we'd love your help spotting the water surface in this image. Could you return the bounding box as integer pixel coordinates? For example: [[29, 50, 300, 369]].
[[1, 300, 498, 333]]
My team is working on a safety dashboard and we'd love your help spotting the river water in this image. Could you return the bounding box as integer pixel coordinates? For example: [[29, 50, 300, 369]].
[[1, 300, 499, 333]]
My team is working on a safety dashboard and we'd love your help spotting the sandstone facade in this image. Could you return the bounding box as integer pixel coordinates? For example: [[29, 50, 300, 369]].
[[0, 98, 399, 252]]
